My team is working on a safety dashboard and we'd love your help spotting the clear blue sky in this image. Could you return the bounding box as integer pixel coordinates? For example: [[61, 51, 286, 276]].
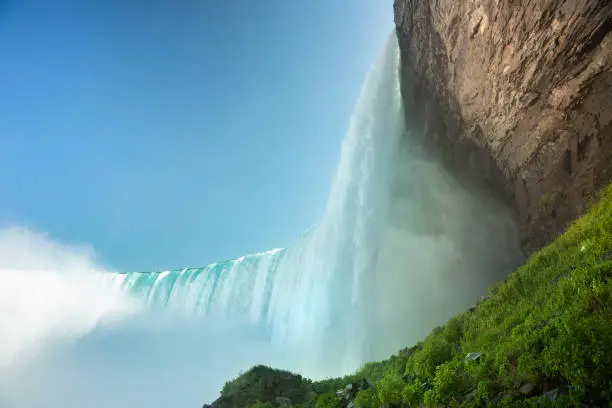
[[0, 0, 393, 272]]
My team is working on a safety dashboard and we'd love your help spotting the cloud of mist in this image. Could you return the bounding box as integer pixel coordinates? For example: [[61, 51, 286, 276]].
[[0, 314, 295, 408], [361, 140, 525, 360], [0, 226, 137, 368], [0, 227, 302, 408]]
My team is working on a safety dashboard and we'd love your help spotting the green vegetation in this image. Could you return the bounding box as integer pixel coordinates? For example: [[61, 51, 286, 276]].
[[211, 186, 612, 407], [539, 191, 561, 213], [212, 365, 315, 407]]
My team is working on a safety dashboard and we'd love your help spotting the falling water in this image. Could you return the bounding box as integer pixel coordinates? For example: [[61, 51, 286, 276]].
[[0, 32, 523, 408], [108, 32, 404, 374]]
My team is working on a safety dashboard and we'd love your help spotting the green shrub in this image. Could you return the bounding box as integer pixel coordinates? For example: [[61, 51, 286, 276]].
[[407, 334, 454, 380], [376, 374, 404, 404], [314, 392, 342, 408], [352, 388, 379, 408], [425, 359, 469, 405], [400, 378, 425, 405]]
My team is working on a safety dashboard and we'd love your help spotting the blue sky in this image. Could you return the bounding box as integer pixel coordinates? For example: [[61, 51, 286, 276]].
[[0, 0, 393, 272]]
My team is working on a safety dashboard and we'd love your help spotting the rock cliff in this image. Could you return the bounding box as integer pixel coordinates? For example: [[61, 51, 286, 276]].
[[394, 0, 612, 251]]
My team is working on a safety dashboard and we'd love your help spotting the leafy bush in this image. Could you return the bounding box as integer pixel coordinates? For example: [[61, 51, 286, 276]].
[[352, 388, 379, 408], [401, 378, 425, 405], [218, 365, 314, 407], [376, 374, 404, 404], [313, 392, 342, 408]]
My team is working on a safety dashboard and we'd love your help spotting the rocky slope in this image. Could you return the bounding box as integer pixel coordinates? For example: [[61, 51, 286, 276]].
[[394, 0, 612, 252]]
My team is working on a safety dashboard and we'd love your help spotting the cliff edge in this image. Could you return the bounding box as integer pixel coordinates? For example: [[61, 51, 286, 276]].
[[394, 0, 612, 252]]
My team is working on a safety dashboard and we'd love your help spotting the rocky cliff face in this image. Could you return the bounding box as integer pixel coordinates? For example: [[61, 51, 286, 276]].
[[394, 0, 612, 251]]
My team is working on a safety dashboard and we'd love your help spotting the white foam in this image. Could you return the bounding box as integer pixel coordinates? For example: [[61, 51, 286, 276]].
[[0, 227, 138, 368]]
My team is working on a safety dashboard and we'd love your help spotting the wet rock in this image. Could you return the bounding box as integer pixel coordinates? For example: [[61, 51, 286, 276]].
[[393, 0, 612, 253], [465, 351, 482, 362], [543, 386, 569, 402]]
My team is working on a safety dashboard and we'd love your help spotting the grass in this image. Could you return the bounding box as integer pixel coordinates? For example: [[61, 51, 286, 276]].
[[210, 185, 612, 407]]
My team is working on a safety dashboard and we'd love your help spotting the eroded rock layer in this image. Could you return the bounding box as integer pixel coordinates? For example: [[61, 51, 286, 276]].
[[394, 0, 612, 251]]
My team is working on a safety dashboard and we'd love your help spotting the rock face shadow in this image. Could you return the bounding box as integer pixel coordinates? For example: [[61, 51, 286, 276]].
[[394, 0, 612, 253]]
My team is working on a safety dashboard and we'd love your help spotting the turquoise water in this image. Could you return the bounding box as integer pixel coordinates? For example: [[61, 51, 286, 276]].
[[114, 249, 285, 319], [101, 32, 405, 374]]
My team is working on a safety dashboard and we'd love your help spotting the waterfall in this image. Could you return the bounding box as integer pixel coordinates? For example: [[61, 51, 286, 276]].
[[0, 31, 523, 408], [108, 32, 404, 374]]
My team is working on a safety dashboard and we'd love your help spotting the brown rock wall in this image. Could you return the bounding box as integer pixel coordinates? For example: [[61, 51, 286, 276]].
[[394, 0, 612, 251]]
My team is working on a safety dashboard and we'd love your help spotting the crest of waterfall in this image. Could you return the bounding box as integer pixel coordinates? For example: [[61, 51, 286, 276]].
[[107, 33, 405, 374]]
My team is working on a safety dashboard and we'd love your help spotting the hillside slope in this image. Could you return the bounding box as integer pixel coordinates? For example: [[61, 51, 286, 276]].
[[205, 185, 612, 407]]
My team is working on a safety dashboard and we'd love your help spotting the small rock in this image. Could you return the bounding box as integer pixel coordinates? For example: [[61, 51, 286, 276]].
[[601, 250, 612, 261], [519, 382, 536, 395], [465, 351, 482, 361], [543, 386, 568, 402], [544, 388, 559, 401]]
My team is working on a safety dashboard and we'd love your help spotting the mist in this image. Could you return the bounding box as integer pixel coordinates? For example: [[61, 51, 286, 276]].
[[0, 227, 304, 408], [362, 138, 525, 360], [0, 227, 137, 368]]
